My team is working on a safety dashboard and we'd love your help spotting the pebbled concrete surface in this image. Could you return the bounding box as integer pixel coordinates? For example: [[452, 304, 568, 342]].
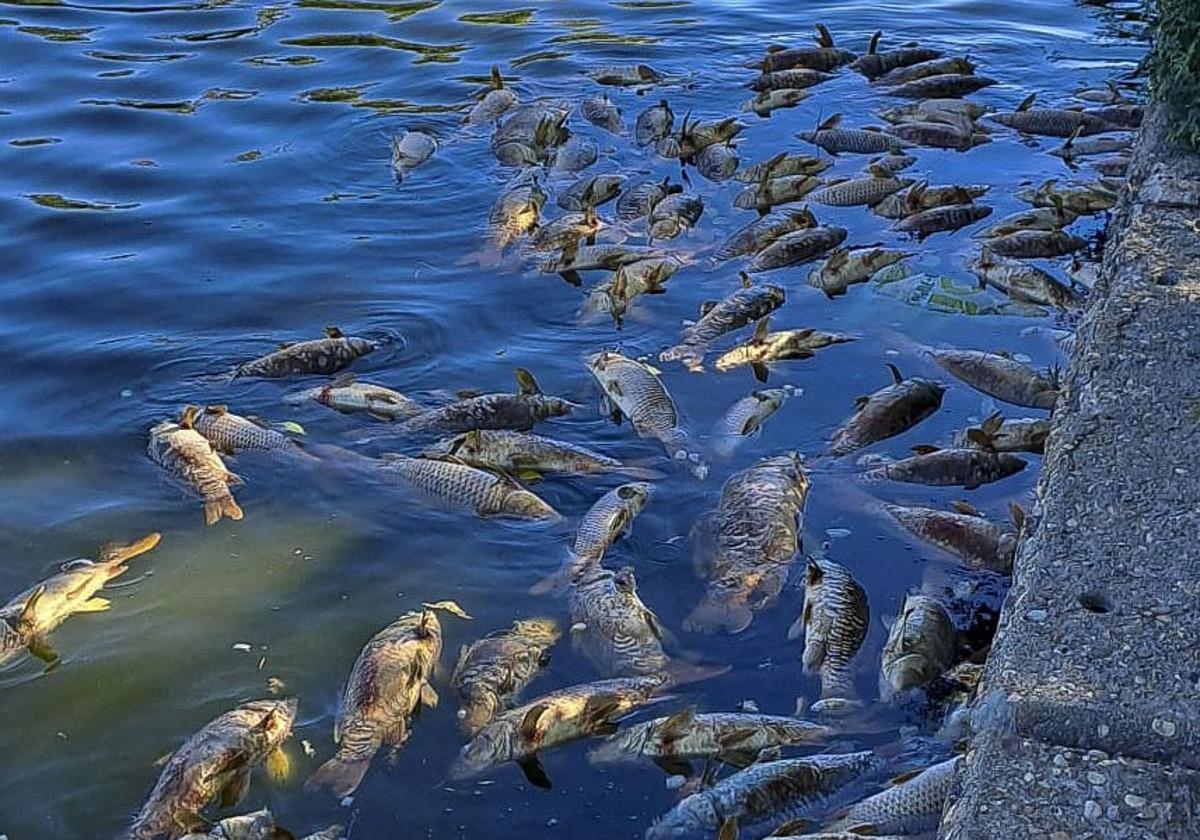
[[939, 107, 1200, 839]]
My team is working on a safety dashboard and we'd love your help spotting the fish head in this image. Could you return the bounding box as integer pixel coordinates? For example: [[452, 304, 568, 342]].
[[501, 488, 560, 521], [347, 336, 376, 357], [615, 482, 652, 515], [645, 795, 718, 840], [0, 616, 26, 662], [753, 388, 788, 413], [457, 692, 500, 737], [243, 697, 298, 751], [451, 726, 507, 779], [880, 596, 956, 696]]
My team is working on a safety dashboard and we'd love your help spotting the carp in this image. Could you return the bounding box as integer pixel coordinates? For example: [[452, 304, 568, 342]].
[[529, 208, 602, 252], [713, 388, 788, 458], [734, 174, 822, 215], [789, 559, 869, 708], [584, 257, 684, 325], [148, 406, 243, 525], [825, 756, 960, 835], [926, 347, 1059, 408], [756, 24, 856, 73], [864, 446, 1026, 489], [987, 93, 1113, 137], [426, 429, 658, 480], [581, 94, 623, 134], [872, 182, 990, 221], [558, 173, 626, 211], [875, 56, 975, 86], [291, 373, 423, 421], [809, 169, 912, 207], [748, 226, 847, 272], [488, 178, 547, 251], [649, 192, 704, 241], [797, 114, 907, 155], [714, 318, 856, 380], [893, 203, 992, 240], [829, 364, 944, 454], [953, 411, 1051, 454], [808, 246, 913, 297], [568, 565, 672, 678], [884, 500, 1022, 574], [850, 32, 942, 80], [986, 229, 1087, 258], [715, 206, 817, 262], [464, 65, 517, 125], [743, 88, 809, 118], [452, 617, 560, 736], [635, 99, 674, 146], [377, 453, 558, 520], [970, 247, 1083, 309], [1016, 177, 1119, 214], [748, 68, 834, 92], [884, 73, 996, 99], [305, 602, 470, 798], [192, 406, 308, 458], [235, 327, 374, 378], [590, 64, 664, 86], [880, 594, 960, 697], [660, 273, 786, 371], [696, 142, 740, 182], [390, 130, 435, 182], [884, 118, 990, 150], [400, 368, 574, 434], [616, 177, 680, 222], [877, 99, 987, 126], [736, 153, 829, 184], [973, 205, 1077, 239]]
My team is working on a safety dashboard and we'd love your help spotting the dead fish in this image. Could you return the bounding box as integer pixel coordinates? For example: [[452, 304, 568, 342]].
[[617, 177, 680, 222], [733, 174, 822, 214], [884, 500, 1021, 575], [125, 699, 296, 840], [377, 453, 559, 520], [588, 707, 833, 771], [1085, 103, 1142, 129], [809, 247, 912, 297], [893, 203, 992, 240], [558, 173, 626, 211], [1092, 155, 1131, 177], [679, 115, 745, 159], [875, 56, 975, 86], [636, 99, 674, 146], [696, 142, 740, 182], [550, 135, 599, 173], [884, 118, 990, 150], [586, 351, 704, 476], [874, 181, 991, 220], [864, 153, 916, 175], [713, 388, 788, 458], [530, 208, 602, 252], [401, 368, 574, 433], [583, 257, 685, 325], [736, 153, 830, 183], [646, 751, 882, 840], [880, 594, 959, 697], [825, 756, 961, 835], [829, 364, 944, 454], [305, 602, 470, 798], [148, 406, 243, 526], [291, 372, 423, 421], [749, 68, 834, 92], [878, 98, 988, 125], [450, 675, 666, 788], [649, 192, 704, 241], [452, 617, 560, 736], [809, 169, 912, 207], [684, 452, 808, 634], [489, 178, 547, 251], [180, 809, 344, 840], [885, 73, 996, 99], [0, 532, 160, 669], [660, 273, 786, 371], [581, 94, 623, 134], [797, 114, 907, 155], [715, 206, 817, 262], [542, 243, 667, 275], [972, 205, 1077, 238], [492, 99, 571, 143], [493, 139, 545, 168], [1017, 177, 1119, 214], [569, 565, 675, 678], [235, 326, 374, 378], [952, 411, 1051, 454], [864, 446, 1026, 489], [1049, 129, 1132, 161], [987, 93, 1113, 137], [926, 347, 1058, 408], [789, 558, 869, 707], [465, 65, 517, 125], [426, 429, 659, 480], [748, 226, 848, 272], [532, 483, 652, 595], [987, 230, 1087, 258], [850, 33, 943, 80], [743, 87, 809, 117], [757, 24, 857, 73], [191, 406, 306, 458], [1073, 80, 1131, 105], [970, 247, 1083, 309], [390, 130, 435, 181], [590, 64, 665, 86], [714, 318, 856, 379]]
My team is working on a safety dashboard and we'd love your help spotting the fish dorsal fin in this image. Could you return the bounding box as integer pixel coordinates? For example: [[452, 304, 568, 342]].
[[760, 151, 787, 183], [323, 326, 345, 339], [422, 599, 473, 620], [17, 584, 47, 628], [980, 411, 1004, 436], [868, 30, 881, 55], [907, 181, 929, 211], [1017, 93, 1037, 112], [738, 270, 753, 289], [1010, 502, 1027, 532], [886, 362, 904, 384], [203, 404, 227, 416], [911, 444, 940, 455], [658, 706, 697, 741], [519, 704, 548, 740], [490, 64, 503, 90], [717, 817, 738, 840], [951, 500, 982, 517], [814, 22, 834, 48], [826, 248, 849, 271], [751, 317, 771, 345], [1063, 125, 1082, 148], [515, 368, 541, 396], [966, 428, 995, 452], [179, 405, 201, 429], [818, 113, 843, 131]]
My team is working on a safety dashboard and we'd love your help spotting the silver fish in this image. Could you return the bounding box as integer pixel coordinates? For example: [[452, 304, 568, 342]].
[[797, 114, 906, 154], [290, 372, 422, 420], [550, 135, 599, 173], [893, 203, 992, 240], [660, 275, 786, 371], [649, 192, 704, 241], [696, 142, 740, 182], [542, 243, 666, 275], [789, 558, 869, 707], [192, 405, 307, 457], [713, 389, 788, 458], [825, 756, 961, 835], [748, 226, 848, 272], [1049, 130, 1132, 161], [529, 209, 602, 252], [807, 246, 913, 297], [685, 452, 808, 634], [583, 257, 684, 324], [988, 96, 1114, 137], [714, 318, 856, 377], [426, 429, 658, 479], [617, 177, 679, 222], [581, 94, 623, 133], [875, 56, 975, 86], [880, 594, 959, 697], [400, 368, 574, 433], [878, 99, 987, 125], [1016, 177, 1119, 214], [733, 175, 822, 214], [558, 173, 626, 211], [569, 565, 671, 678], [635, 99, 674, 146], [952, 412, 1051, 454], [743, 87, 809, 117], [715, 206, 818, 262], [874, 182, 991, 220], [390, 130, 435, 181], [808, 173, 912, 207], [464, 66, 517, 125], [235, 327, 374, 378], [376, 454, 559, 520], [973, 205, 1077, 239], [829, 364, 944, 455]]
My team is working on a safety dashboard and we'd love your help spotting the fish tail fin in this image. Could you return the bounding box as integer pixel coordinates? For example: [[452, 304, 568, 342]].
[[682, 594, 753, 635], [665, 660, 732, 686], [304, 751, 372, 799], [204, 496, 243, 526], [98, 532, 162, 572]]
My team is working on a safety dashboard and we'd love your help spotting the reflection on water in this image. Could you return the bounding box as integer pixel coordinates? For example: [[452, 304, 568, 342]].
[[0, 0, 1142, 837]]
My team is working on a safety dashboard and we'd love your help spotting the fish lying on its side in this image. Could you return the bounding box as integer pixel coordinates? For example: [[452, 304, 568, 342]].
[[863, 446, 1026, 489], [789, 558, 869, 711], [180, 809, 343, 840], [148, 406, 244, 525], [824, 756, 961, 835], [884, 501, 1022, 575], [191, 405, 311, 459], [829, 364, 944, 455], [400, 368, 575, 434], [925, 347, 1059, 409], [290, 372, 423, 421], [713, 388, 788, 458], [714, 317, 857, 381], [426, 429, 659, 480], [234, 327, 375, 378], [376, 453, 559, 520], [660, 274, 786, 371], [880, 595, 960, 698], [452, 617, 560, 736]]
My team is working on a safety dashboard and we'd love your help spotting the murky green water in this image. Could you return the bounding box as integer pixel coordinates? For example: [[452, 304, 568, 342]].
[[0, 0, 1145, 837]]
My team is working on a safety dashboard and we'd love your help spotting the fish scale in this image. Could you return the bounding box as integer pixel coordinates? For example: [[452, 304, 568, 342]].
[[810, 176, 910, 207], [569, 566, 669, 678], [829, 371, 944, 455], [192, 407, 300, 455], [377, 454, 557, 520], [864, 448, 1027, 488], [661, 283, 786, 370], [749, 226, 847, 272], [716, 208, 816, 261], [880, 595, 960, 696], [884, 504, 1017, 574], [793, 559, 869, 703], [827, 756, 960, 835], [928, 347, 1058, 408]]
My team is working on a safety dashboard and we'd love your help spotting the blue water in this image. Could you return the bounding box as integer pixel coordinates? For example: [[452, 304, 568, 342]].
[[0, 1, 1144, 837]]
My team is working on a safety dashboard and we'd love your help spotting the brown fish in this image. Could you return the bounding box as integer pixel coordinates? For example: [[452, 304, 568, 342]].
[[757, 24, 857, 73], [926, 347, 1059, 408], [400, 369, 575, 434], [789, 558, 869, 708], [864, 446, 1026, 489], [829, 364, 944, 455], [850, 33, 942, 80], [235, 327, 374, 379], [749, 226, 848, 272], [880, 595, 959, 697], [716, 206, 817, 262], [148, 406, 243, 525], [986, 230, 1087, 259], [988, 93, 1113, 137], [452, 617, 560, 736], [893, 203, 992, 240], [885, 73, 996, 99], [884, 500, 1022, 574]]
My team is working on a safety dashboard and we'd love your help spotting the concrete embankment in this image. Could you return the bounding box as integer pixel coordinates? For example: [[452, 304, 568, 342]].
[[939, 107, 1200, 839]]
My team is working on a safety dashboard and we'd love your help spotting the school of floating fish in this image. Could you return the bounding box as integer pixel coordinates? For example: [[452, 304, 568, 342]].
[[1, 16, 1145, 840]]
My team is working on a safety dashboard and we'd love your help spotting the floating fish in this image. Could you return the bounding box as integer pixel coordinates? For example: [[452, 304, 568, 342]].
[[635, 99, 674, 146], [291, 373, 423, 421], [880, 595, 959, 697], [797, 114, 907, 155], [988, 93, 1114, 137], [590, 64, 665, 86], [829, 364, 944, 454], [715, 206, 817, 262], [377, 453, 559, 520], [148, 407, 243, 525], [713, 388, 788, 458], [893, 203, 992, 240], [235, 327, 374, 378], [464, 65, 517, 125], [789, 558, 869, 708], [825, 756, 961, 835], [401, 369, 575, 434], [885, 73, 996, 99], [884, 500, 1022, 574], [192, 405, 309, 458], [452, 617, 559, 736], [926, 346, 1059, 408], [581, 94, 623, 134], [756, 24, 857, 73], [808, 246, 913, 297], [660, 273, 786, 371], [427, 429, 658, 480], [714, 318, 856, 380], [808, 169, 912, 207], [970, 247, 1083, 309], [748, 226, 847, 272], [864, 446, 1026, 489], [390, 130, 435, 181]]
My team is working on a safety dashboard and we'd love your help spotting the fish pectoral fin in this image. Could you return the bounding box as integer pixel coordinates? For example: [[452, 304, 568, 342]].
[[266, 746, 291, 782], [519, 704, 549, 741], [420, 681, 440, 709], [28, 636, 60, 668], [76, 597, 112, 613], [219, 767, 252, 808], [517, 755, 552, 790], [845, 822, 879, 835], [751, 363, 769, 383], [583, 697, 623, 730]]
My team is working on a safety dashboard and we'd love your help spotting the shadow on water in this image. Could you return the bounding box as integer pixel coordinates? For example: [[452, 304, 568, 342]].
[[0, 0, 1146, 836]]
